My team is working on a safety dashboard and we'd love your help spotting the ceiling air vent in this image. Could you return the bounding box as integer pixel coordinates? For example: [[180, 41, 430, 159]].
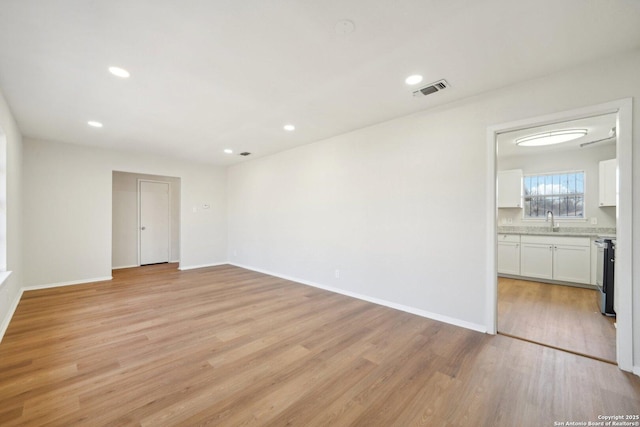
[[413, 79, 449, 97]]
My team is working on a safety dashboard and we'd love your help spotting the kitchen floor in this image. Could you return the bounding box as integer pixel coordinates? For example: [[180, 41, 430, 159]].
[[498, 277, 616, 363]]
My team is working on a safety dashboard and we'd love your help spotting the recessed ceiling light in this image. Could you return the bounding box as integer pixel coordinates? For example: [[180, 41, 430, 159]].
[[515, 129, 588, 147], [87, 121, 103, 128], [108, 66, 130, 78], [283, 124, 295, 132], [405, 74, 423, 85], [224, 149, 233, 154]]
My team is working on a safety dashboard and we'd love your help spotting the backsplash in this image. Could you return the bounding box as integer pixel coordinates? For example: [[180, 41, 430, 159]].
[[498, 225, 616, 235]]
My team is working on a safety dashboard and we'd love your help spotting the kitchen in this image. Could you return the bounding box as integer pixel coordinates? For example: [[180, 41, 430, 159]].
[[496, 113, 617, 363]]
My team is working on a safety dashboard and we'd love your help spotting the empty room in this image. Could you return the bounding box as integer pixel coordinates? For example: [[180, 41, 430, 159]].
[[1, 1, 640, 425]]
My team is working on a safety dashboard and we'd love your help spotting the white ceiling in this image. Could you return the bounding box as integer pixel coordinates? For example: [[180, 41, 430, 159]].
[[1, 0, 639, 166]]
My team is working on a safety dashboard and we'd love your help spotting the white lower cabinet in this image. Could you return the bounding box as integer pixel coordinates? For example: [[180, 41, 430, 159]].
[[553, 243, 591, 284], [518, 235, 591, 285], [520, 241, 553, 280], [497, 234, 520, 275]]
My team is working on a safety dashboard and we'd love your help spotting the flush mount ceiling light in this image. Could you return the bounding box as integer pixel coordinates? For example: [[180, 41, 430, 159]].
[[223, 149, 233, 154], [405, 74, 423, 85], [515, 129, 588, 147], [108, 66, 130, 78], [87, 121, 103, 128], [283, 124, 295, 132]]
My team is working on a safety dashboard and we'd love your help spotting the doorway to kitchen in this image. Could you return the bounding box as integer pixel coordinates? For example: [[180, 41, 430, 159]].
[[112, 171, 181, 269], [487, 99, 633, 371]]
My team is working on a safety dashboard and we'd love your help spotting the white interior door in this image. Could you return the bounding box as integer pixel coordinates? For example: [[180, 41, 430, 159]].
[[139, 181, 170, 265]]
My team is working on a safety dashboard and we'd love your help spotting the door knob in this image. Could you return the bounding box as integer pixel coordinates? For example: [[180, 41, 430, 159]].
[[141, 226, 146, 230]]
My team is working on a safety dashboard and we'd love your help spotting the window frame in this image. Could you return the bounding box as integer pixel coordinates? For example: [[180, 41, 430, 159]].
[[0, 131, 8, 288], [0, 133, 6, 272], [521, 170, 587, 221]]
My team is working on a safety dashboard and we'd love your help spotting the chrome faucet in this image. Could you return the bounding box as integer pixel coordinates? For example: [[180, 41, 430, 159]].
[[546, 210, 559, 231]]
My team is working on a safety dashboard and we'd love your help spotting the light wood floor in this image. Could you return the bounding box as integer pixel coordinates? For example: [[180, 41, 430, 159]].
[[498, 277, 617, 363], [1, 265, 639, 426]]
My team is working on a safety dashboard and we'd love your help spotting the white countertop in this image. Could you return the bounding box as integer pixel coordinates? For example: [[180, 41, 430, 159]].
[[497, 226, 616, 239]]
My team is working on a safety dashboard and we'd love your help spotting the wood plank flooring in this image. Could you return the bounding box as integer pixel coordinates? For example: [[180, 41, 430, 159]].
[[1, 264, 639, 426], [498, 277, 617, 363]]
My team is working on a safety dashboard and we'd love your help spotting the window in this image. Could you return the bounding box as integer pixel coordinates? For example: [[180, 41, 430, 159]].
[[0, 130, 12, 288], [523, 171, 584, 219], [0, 132, 6, 272]]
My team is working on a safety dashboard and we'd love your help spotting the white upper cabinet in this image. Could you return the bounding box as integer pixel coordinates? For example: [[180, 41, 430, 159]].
[[497, 169, 523, 208], [599, 158, 616, 207]]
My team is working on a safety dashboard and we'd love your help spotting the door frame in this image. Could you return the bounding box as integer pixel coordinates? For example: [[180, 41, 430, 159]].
[[485, 98, 633, 372], [137, 179, 172, 266]]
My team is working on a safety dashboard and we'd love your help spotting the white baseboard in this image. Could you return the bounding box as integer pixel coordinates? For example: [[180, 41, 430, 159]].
[[0, 287, 24, 343], [112, 265, 139, 270], [229, 263, 487, 334], [633, 366, 640, 377], [178, 262, 227, 271], [22, 276, 113, 292]]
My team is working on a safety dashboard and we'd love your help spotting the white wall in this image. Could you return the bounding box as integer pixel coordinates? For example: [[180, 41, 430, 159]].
[[227, 48, 640, 363], [498, 143, 617, 228], [0, 89, 23, 338], [112, 171, 181, 268], [23, 139, 227, 287], [9, 48, 640, 368], [228, 107, 488, 330]]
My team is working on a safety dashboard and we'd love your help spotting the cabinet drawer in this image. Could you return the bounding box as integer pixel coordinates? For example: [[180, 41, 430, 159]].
[[498, 234, 520, 243], [521, 235, 589, 247]]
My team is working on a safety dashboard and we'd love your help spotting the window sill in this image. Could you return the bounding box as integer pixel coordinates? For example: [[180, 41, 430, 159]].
[[521, 218, 588, 223], [0, 270, 12, 288]]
